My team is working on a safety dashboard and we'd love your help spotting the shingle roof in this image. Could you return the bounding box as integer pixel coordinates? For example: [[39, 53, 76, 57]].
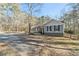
[[31, 19, 64, 29], [43, 19, 64, 25]]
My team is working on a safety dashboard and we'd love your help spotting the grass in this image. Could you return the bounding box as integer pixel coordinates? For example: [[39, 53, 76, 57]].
[[0, 33, 79, 56], [0, 42, 19, 56], [0, 49, 19, 56], [21, 34, 79, 56]]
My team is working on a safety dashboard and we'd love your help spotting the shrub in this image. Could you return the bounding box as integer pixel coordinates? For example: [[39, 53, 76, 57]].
[[65, 30, 74, 34]]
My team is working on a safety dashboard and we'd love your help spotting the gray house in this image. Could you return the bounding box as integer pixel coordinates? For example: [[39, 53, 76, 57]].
[[31, 20, 64, 36]]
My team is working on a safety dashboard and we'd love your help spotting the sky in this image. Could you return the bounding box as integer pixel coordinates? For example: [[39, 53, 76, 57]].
[[20, 3, 70, 19]]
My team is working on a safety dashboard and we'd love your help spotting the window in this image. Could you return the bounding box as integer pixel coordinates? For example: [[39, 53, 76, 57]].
[[50, 26, 52, 31], [47, 26, 52, 31], [58, 25, 60, 31], [54, 25, 60, 31], [47, 26, 49, 31]]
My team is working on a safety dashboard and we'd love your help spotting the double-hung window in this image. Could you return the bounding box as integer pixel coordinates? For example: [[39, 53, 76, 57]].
[[47, 26, 49, 31], [54, 25, 60, 31], [47, 26, 52, 31], [50, 26, 52, 31]]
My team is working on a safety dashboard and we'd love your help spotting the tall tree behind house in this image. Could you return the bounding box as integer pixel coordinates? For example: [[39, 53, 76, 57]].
[[25, 3, 42, 34]]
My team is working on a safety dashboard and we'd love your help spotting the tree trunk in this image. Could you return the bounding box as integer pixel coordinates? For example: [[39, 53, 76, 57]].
[[28, 23, 31, 34]]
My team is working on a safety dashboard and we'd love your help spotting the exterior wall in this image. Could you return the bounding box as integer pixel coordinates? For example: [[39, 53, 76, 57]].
[[31, 20, 64, 36], [31, 27, 38, 33], [43, 24, 64, 36], [43, 33, 64, 36], [31, 27, 42, 33]]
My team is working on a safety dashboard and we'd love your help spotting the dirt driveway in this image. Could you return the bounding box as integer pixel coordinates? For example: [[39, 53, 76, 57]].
[[0, 33, 79, 56], [0, 33, 39, 56]]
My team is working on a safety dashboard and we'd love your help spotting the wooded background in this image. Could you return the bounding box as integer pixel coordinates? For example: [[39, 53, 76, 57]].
[[0, 3, 79, 36]]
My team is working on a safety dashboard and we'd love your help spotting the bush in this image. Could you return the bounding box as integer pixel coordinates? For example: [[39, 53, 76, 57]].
[[65, 30, 74, 34]]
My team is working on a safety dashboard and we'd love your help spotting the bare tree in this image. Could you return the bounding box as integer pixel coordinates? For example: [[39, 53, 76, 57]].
[[25, 3, 42, 34], [0, 3, 42, 33]]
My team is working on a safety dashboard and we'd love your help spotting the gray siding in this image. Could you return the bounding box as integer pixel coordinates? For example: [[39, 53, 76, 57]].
[[31, 20, 64, 36], [43, 33, 64, 36], [43, 25, 64, 36]]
